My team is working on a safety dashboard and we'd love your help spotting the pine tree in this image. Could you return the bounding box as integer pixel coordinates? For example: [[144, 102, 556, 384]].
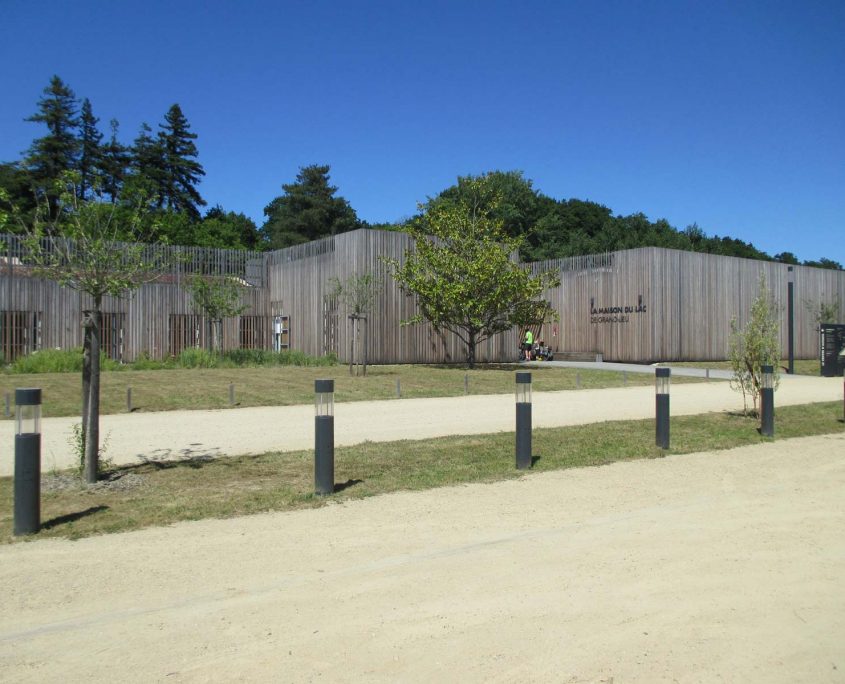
[[262, 164, 361, 249], [24, 76, 80, 216], [128, 122, 167, 205], [99, 119, 131, 203], [157, 104, 205, 219], [78, 98, 103, 199]]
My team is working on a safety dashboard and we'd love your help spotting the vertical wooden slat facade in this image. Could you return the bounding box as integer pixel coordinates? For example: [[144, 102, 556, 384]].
[[2, 231, 844, 364]]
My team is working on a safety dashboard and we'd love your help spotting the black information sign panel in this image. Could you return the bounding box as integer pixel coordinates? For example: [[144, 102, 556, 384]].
[[819, 324, 845, 377]]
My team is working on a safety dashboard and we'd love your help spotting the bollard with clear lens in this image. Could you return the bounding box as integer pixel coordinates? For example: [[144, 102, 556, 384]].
[[314, 379, 334, 495], [515, 372, 532, 469], [760, 365, 774, 437], [655, 368, 670, 449], [14, 388, 42, 535]]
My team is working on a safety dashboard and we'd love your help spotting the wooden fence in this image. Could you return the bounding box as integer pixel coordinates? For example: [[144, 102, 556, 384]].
[[2, 230, 843, 364]]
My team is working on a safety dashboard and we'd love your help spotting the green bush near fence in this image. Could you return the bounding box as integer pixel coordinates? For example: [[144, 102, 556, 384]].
[[4, 348, 337, 373]]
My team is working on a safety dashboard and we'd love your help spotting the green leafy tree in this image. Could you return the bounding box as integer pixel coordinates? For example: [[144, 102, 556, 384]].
[[385, 177, 559, 368], [24, 76, 80, 218], [262, 164, 361, 248], [728, 273, 781, 417], [77, 98, 103, 200], [328, 272, 383, 375], [157, 104, 206, 219], [184, 275, 247, 352], [197, 206, 261, 249], [804, 295, 841, 327], [2, 172, 175, 483], [803, 257, 843, 270]]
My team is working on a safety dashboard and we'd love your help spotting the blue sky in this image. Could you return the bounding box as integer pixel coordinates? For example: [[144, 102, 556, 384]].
[[2, 0, 843, 264]]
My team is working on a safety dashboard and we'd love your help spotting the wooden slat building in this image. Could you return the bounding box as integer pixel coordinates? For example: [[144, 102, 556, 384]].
[[2, 230, 843, 364]]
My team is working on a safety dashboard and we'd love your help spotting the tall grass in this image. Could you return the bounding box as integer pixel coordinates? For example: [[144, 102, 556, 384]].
[[8, 348, 122, 374], [4, 347, 337, 373]]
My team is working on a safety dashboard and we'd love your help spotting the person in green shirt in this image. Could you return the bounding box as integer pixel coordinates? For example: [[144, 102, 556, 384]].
[[522, 329, 534, 361]]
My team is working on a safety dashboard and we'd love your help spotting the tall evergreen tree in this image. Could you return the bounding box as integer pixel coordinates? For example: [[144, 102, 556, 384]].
[[24, 76, 79, 216], [157, 104, 205, 219], [99, 119, 131, 202], [128, 122, 167, 204], [77, 98, 103, 199], [262, 164, 361, 249]]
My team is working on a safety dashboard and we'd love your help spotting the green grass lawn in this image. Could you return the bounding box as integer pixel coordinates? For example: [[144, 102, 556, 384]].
[[2, 401, 841, 543], [0, 363, 706, 418]]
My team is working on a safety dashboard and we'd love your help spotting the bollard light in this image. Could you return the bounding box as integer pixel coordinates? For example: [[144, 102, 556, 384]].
[[515, 372, 532, 470], [760, 365, 774, 437], [655, 368, 670, 449], [14, 387, 42, 535], [314, 379, 335, 495]]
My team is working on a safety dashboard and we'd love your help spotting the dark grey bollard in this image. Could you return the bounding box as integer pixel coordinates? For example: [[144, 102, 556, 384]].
[[655, 368, 670, 449], [314, 380, 335, 495], [515, 372, 532, 470], [126, 386, 132, 412], [229, 383, 235, 406], [14, 388, 42, 536], [760, 365, 774, 437]]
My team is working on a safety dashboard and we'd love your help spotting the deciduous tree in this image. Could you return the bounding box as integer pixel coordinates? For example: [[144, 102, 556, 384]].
[[385, 177, 559, 368], [728, 273, 781, 417]]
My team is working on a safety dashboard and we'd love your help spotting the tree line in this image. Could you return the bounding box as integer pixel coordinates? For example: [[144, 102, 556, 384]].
[[1, 76, 840, 269]]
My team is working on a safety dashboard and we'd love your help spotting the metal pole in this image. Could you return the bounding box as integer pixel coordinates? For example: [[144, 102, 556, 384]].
[[14, 388, 41, 536], [655, 369, 670, 449], [4, 392, 9, 418], [705, 368, 710, 382], [229, 383, 235, 406], [315, 416, 334, 494], [126, 387, 132, 413], [314, 379, 334, 495], [787, 267, 794, 375], [515, 372, 532, 470], [761, 365, 774, 437]]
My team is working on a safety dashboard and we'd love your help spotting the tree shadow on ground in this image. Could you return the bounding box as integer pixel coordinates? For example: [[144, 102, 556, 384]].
[[42, 505, 109, 530], [122, 446, 220, 473]]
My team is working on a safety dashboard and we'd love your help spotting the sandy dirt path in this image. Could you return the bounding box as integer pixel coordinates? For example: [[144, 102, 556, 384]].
[[1, 374, 841, 475], [1, 433, 843, 682]]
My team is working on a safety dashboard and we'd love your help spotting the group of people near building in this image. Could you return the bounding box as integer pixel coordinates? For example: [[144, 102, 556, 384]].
[[520, 329, 554, 362]]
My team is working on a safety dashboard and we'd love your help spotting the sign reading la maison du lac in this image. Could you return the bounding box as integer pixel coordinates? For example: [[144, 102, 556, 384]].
[[590, 295, 647, 324]]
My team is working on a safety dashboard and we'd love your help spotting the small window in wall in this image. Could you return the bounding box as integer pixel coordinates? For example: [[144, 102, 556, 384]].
[[273, 315, 290, 352], [169, 314, 203, 357], [240, 316, 268, 350], [322, 293, 338, 355], [100, 313, 126, 362], [1, 310, 42, 362]]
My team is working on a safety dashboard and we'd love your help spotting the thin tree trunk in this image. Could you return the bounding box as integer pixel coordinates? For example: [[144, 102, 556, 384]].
[[362, 315, 368, 377], [84, 307, 101, 483], [81, 312, 92, 469], [467, 330, 477, 369], [348, 315, 356, 376]]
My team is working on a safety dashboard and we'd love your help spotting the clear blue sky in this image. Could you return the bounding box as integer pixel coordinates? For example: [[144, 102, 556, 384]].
[[2, 0, 843, 264]]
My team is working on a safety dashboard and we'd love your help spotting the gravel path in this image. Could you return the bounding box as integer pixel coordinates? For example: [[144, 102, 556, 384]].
[[1, 374, 841, 476], [1, 433, 843, 682]]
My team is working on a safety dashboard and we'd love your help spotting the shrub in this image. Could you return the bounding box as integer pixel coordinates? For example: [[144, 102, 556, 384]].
[[8, 348, 121, 374]]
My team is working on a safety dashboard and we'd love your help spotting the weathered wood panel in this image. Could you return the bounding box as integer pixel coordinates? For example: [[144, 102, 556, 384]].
[[2, 230, 844, 364]]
